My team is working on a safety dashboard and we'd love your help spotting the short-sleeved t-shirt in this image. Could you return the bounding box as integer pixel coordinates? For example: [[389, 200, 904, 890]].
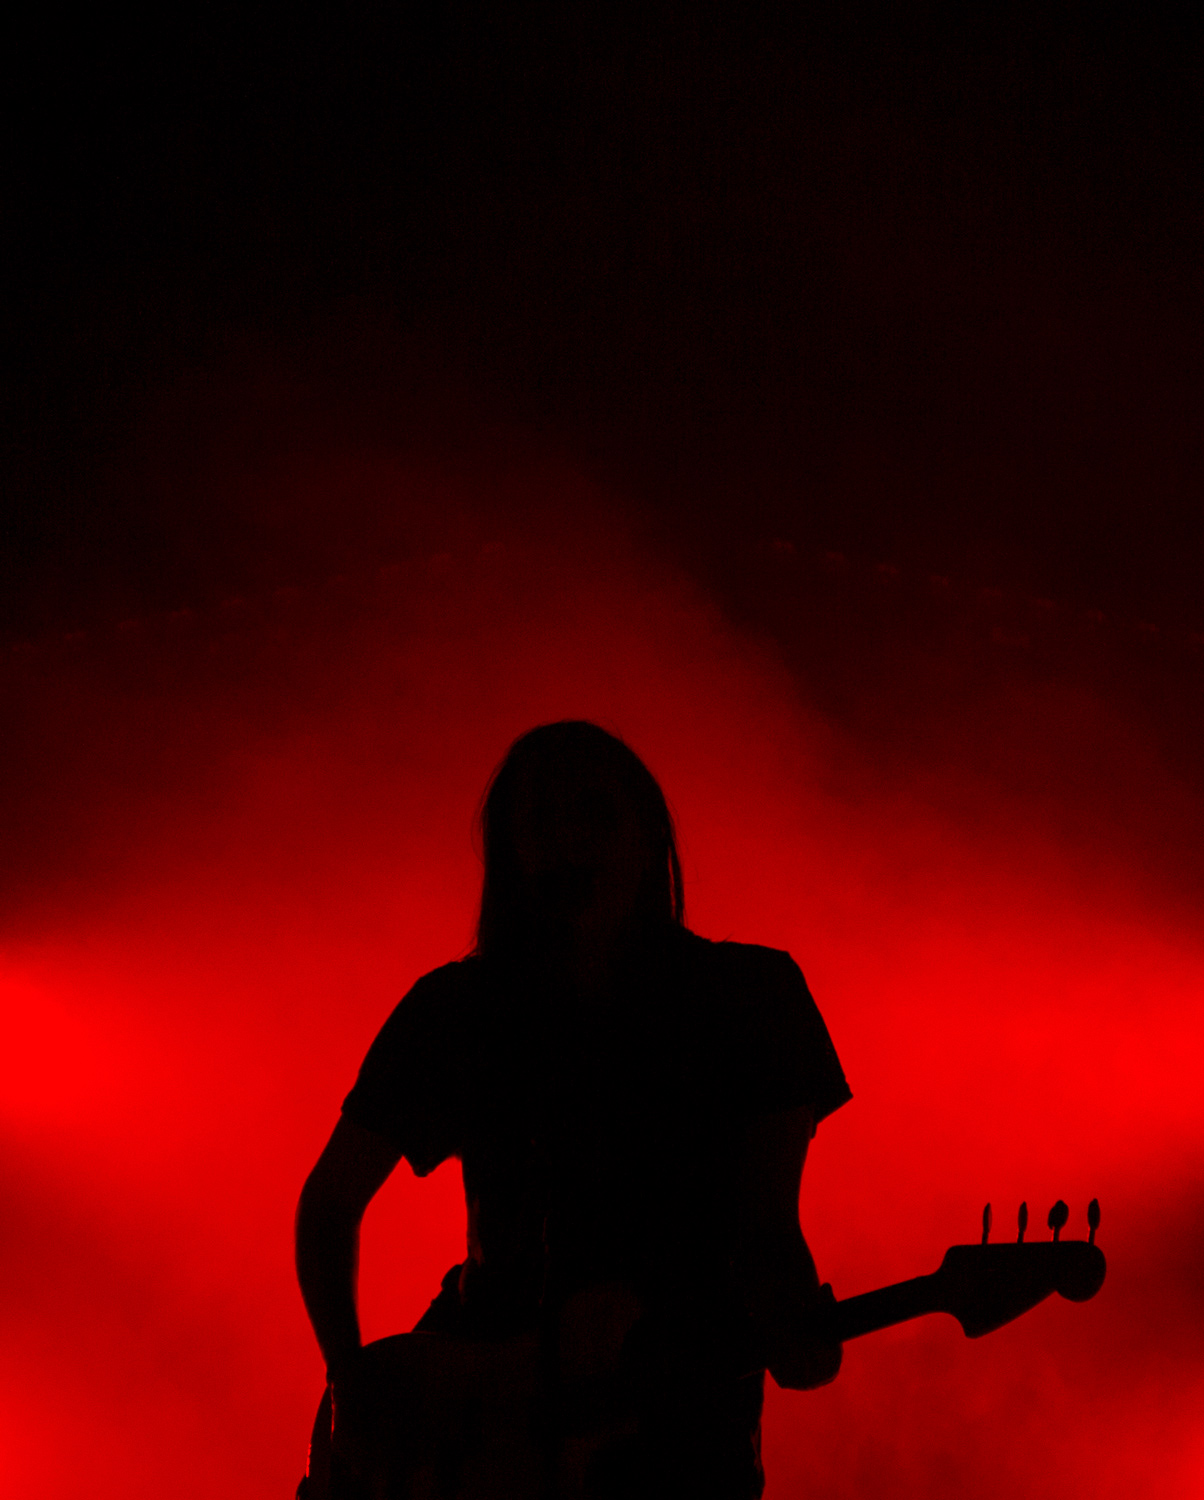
[[343, 927, 849, 1497], [343, 926, 850, 1330]]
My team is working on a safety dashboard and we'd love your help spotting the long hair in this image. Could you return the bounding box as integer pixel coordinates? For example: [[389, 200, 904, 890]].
[[474, 721, 685, 962]]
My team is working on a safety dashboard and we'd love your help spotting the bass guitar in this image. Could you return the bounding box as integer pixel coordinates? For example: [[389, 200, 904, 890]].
[[299, 1197, 1106, 1500]]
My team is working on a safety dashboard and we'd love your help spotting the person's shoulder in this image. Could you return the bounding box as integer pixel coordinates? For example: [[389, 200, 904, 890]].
[[373, 953, 487, 1041], [678, 930, 851, 1121], [344, 955, 485, 1164], [668, 930, 813, 1025], [678, 929, 804, 988], [406, 953, 485, 999]]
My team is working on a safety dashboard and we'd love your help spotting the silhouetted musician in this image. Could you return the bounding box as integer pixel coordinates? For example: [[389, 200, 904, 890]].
[[296, 720, 849, 1498]]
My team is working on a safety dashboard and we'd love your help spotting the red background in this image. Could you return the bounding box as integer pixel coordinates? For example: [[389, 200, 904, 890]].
[[3, 460, 1201, 1498], [3, 11, 1203, 1497]]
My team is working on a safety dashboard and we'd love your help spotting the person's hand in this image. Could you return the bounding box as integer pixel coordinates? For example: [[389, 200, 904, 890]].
[[767, 1284, 843, 1390]]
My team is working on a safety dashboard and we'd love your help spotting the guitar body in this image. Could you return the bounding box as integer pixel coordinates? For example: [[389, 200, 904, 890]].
[[301, 1283, 645, 1500], [304, 1331, 545, 1500]]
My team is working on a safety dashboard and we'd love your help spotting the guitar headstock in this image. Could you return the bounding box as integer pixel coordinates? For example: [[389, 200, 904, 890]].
[[936, 1199, 1107, 1338]]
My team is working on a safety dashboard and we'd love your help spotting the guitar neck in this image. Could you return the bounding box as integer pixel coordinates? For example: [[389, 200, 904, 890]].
[[833, 1272, 945, 1342]]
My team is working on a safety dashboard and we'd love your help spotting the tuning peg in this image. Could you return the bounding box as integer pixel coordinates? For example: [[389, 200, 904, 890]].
[[1017, 1201, 1028, 1243], [1047, 1200, 1069, 1242], [981, 1202, 993, 1245], [1087, 1198, 1101, 1246]]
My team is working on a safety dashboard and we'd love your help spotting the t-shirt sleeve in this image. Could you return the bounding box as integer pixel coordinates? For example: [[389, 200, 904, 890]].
[[340, 963, 469, 1175], [732, 945, 852, 1126]]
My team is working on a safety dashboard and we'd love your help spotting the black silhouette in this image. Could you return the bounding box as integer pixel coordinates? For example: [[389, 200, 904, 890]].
[[295, 721, 850, 1498], [295, 722, 1109, 1499]]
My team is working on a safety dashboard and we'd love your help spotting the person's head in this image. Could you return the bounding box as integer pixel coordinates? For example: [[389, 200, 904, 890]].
[[475, 721, 684, 981]]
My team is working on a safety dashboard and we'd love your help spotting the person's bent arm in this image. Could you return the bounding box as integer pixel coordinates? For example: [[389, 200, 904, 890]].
[[295, 1115, 403, 1378], [733, 1105, 842, 1390]]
